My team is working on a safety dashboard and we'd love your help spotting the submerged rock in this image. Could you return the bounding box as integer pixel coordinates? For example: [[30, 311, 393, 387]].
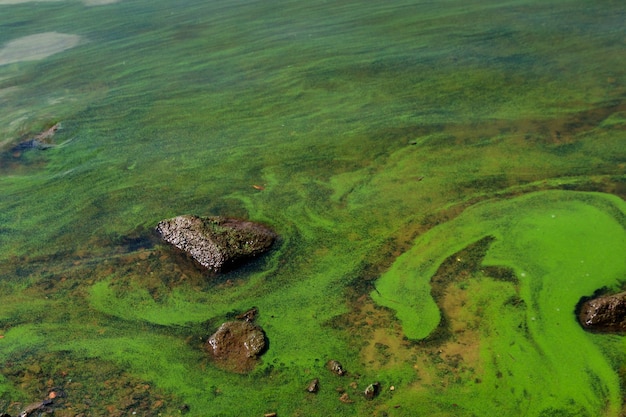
[[10, 122, 61, 153], [155, 215, 276, 272], [206, 320, 267, 373], [18, 398, 53, 417], [235, 306, 259, 322], [11, 138, 55, 151], [578, 291, 626, 332]]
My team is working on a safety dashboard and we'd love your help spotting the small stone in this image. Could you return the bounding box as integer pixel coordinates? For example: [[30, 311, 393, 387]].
[[326, 360, 346, 376], [364, 382, 381, 400], [339, 393, 353, 403], [236, 307, 258, 322], [306, 378, 320, 393]]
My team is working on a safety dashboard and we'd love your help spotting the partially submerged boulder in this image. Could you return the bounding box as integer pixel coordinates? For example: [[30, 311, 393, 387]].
[[206, 320, 267, 373], [155, 215, 276, 272], [578, 291, 626, 333], [10, 122, 61, 153]]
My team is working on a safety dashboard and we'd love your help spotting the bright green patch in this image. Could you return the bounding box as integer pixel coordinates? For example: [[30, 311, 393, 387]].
[[373, 190, 626, 415]]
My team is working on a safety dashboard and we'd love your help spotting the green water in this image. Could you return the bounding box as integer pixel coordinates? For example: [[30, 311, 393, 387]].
[[0, 0, 625, 416]]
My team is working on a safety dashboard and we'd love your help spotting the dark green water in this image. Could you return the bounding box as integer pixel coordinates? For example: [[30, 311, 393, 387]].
[[0, 0, 625, 416]]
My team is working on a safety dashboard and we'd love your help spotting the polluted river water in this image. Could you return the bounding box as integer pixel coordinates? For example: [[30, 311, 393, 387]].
[[0, 0, 625, 416]]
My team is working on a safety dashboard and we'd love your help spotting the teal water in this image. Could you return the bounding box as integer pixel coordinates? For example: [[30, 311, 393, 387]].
[[0, 0, 625, 416]]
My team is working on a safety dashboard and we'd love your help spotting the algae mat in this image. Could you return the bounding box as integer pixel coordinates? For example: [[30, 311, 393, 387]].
[[0, 0, 625, 416], [373, 190, 626, 416]]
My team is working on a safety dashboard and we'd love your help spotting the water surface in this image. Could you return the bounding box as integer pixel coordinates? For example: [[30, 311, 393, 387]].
[[0, 0, 625, 416]]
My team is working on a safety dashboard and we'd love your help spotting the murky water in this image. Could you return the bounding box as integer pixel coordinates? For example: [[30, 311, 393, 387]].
[[1, 0, 625, 416]]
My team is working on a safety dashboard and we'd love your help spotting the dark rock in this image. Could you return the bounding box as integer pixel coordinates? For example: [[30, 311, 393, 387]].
[[11, 139, 55, 151], [155, 215, 276, 272], [11, 123, 61, 152], [235, 306, 258, 322], [364, 382, 380, 400], [326, 360, 346, 376], [18, 399, 51, 417], [578, 291, 626, 332], [206, 321, 267, 373]]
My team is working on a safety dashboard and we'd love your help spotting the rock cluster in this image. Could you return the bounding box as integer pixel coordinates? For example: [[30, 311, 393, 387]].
[[155, 215, 276, 272], [578, 291, 626, 332]]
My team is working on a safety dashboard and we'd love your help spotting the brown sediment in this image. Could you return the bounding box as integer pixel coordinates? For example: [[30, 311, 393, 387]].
[[435, 100, 626, 148], [346, 290, 483, 394], [1, 353, 179, 417], [344, 238, 506, 396], [437, 284, 481, 367]]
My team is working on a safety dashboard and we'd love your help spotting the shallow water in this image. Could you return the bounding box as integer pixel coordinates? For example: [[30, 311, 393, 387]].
[[0, 0, 625, 416]]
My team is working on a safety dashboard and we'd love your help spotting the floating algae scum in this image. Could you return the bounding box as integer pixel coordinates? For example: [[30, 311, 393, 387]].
[[372, 191, 626, 416], [0, 0, 626, 416]]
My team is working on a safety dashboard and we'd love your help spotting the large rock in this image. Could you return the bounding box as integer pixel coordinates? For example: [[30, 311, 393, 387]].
[[206, 320, 267, 373], [155, 215, 276, 272], [578, 291, 626, 332]]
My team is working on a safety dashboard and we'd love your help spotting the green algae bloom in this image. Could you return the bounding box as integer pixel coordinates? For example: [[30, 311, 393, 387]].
[[0, 0, 625, 416], [373, 190, 626, 416]]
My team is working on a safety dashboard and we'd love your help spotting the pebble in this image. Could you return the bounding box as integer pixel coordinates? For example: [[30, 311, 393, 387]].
[[306, 378, 319, 393], [326, 360, 346, 376], [339, 393, 353, 404], [364, 382, 381, 400]]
